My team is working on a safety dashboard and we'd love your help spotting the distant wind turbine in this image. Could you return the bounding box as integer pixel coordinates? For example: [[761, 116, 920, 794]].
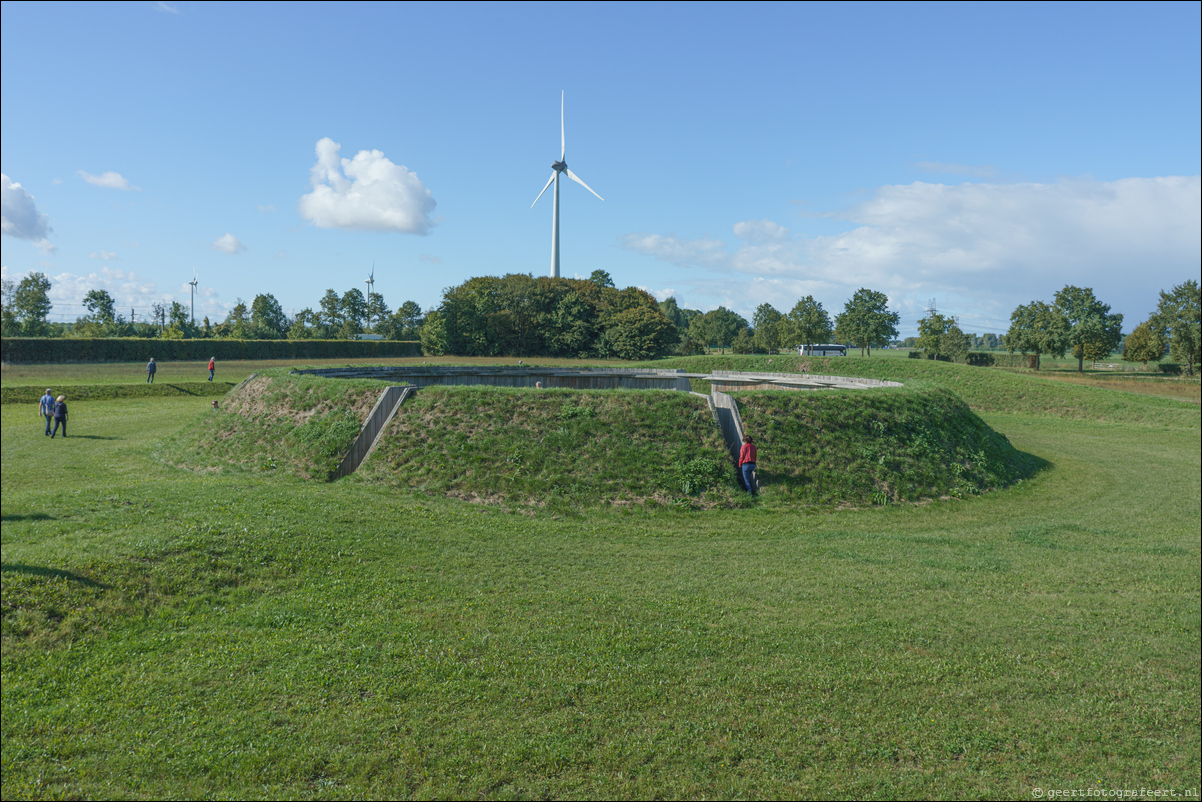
[[531, 91, 604, 278], [188, 271, 199, 325], [365, 262, 376, 328]]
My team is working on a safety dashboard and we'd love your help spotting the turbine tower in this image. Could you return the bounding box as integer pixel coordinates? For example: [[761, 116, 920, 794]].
[[188, 271, 199, 325], [365, 262, 376, 328], [531, 91, 604, 278]]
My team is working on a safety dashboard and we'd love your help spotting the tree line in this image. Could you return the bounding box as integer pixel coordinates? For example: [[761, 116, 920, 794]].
[[1004, 281, 1198, 374], [0, 273, 427, 341]]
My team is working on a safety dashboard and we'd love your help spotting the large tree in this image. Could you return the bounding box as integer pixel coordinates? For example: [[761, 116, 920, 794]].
[[785, 296, 833, 354], [916, 312, 954, 360], [1122, 321, 1165, 370], [1053, 285, 1123, 372], [251, 293, 288, 338], [12, 272, 52, 336], [83, 289, 117, 322], [834, 288, 899, 356], [751, 303, 784, 353], [1150, 279, 1200, 375], [1006, 301, 1069, 369], [690, 307, 747, 353]]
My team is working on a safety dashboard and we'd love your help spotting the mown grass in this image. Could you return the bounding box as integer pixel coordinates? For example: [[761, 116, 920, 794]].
[[2, 359, 1200, 799]]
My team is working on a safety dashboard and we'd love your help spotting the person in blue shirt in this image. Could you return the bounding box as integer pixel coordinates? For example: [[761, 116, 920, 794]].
[[39, 388, 55, 435]]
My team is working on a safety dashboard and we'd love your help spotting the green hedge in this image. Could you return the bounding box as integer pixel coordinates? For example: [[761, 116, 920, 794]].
[[0, 338, 421, 364], [1, 381, 236, 405], [1157, 363, 1182, 375], [965, 352, 1034, 368]]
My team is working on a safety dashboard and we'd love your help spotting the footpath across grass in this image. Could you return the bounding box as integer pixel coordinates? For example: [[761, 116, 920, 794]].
[[2, 369, 1199, 798]]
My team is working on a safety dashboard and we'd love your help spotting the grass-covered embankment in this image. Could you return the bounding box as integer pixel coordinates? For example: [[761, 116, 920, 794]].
[[356, 385, 738, 508], [735, 386, 1038, 506], [165, 372, 390, 479]]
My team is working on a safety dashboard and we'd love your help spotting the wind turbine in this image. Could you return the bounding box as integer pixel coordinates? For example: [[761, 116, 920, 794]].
[[365, 262, 376, 328], [531, 91, 604, 278], [188, 271, 199, 325]]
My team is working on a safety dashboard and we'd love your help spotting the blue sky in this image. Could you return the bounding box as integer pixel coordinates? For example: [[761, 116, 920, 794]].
[[2, 1, 1199, 336]]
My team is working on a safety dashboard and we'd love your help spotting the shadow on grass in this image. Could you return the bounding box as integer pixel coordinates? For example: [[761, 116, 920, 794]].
[[64, 435, 122, 440], [1, 563, 107, 588], [1, 513, 55, 522]]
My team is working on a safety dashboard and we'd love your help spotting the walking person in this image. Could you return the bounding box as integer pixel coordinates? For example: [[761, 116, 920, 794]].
[[738, 434, 758, 496], [207, 356, 215, 382], [146, 357, 157, 383], [50, 395, 68, 438], [39, 388, 55, 436]]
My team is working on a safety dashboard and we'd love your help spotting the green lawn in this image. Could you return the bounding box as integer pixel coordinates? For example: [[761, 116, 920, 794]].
[[2, 364, 1200, 798]]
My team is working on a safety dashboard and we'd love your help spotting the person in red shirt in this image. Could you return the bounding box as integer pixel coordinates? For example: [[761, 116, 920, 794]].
[[207, 357, 216, 382], [738, 434, 758, 495]]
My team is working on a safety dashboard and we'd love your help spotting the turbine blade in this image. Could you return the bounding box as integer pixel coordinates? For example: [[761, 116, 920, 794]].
[[565, 168, 604, 201], [560, 90, 565, 160], [531, 172, 556, 208]]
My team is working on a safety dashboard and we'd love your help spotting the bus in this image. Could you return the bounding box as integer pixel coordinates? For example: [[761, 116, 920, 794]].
[[798, 343, 847, 356]]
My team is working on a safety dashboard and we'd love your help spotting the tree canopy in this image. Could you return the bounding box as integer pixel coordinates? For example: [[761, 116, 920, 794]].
[[426, 273, 677, 359], [834, 288, 898, 356], [1151, 279, 1200, 375], [1005, 301, 1069, 369], [1053, 285, 1123, 372], [785, 296, 833, 354]]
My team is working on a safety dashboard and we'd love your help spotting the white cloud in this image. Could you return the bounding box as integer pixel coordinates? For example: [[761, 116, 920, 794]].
[[2, 173, 52, 245], [298, 137, 437, 234], [90, 250, 118, 260], [155, 1, 180, 12], [622, 176, 1201, 332], [257, 204, 275, 212], [78, 170, 137, 190], [212, 233, 247, 254], [419, 253, 442, 264]]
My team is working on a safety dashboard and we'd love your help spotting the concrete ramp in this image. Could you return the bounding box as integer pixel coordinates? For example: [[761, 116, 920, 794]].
[[712, 390, 757, 493], [334, 385, 413, 478]]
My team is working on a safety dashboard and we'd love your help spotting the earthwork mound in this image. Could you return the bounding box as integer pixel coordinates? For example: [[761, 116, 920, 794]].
[[171, 371, 1039, 509]]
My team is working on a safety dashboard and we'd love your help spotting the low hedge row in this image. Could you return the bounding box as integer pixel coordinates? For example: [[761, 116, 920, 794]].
[[906, 351, 1034, 368], [965, 352, 1035, 368], [1, 381, 236, 405], [0, 338, 422, 364]]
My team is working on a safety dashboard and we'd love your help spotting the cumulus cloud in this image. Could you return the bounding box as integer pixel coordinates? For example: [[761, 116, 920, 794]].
[[298, 137, 437, 234], [90, 250, 118, 260], [622, 176, 1201, 331], [212, 233, 247, 254], [78, 170, 137, 190], [2, 173, 52, 244]]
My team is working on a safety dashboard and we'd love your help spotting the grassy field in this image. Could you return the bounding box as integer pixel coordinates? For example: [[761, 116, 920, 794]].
[[2, 357, 1200, 799]]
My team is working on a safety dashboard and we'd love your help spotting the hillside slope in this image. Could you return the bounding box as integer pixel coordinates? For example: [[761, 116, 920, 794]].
[[733, 386, 1039, 506]]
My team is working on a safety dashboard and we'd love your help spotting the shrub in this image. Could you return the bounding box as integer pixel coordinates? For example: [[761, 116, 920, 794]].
[[1158, 363, 1182, 375]]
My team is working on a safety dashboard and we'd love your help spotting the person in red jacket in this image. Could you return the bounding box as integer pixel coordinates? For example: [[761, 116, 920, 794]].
[[207, 357, 216, 382], [738, 434, 757, 495]]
